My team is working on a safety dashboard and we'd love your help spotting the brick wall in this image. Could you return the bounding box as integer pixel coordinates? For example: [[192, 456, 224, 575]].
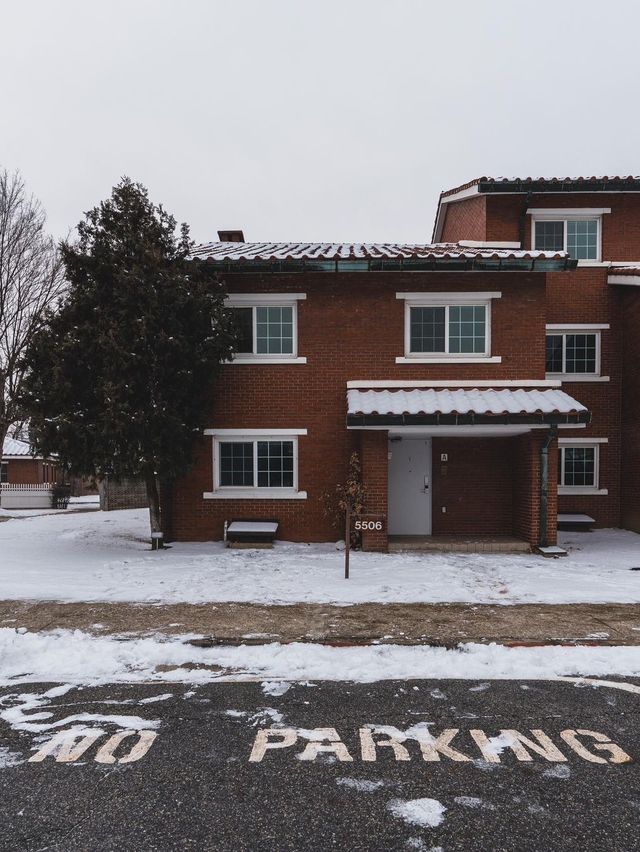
[[431, 437, 515, 536], [439, 195, 487, 242], [512, 432, 558, 547], [621, 288, 640, 532], [359, 431, 388, 552], [100, 476, 148, 511], [169, 270, 549, 542]]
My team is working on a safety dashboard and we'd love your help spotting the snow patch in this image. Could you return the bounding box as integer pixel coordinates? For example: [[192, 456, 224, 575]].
[[3, 629, 640, 685], [543, 764, 571, 779], [138, 693, 173, 704], [1, 509, 640, 606], [388, 797, 446, 828], [454, 795, 495, 810], [261, 681, 291, 696], [0, 747, 23, 768], [336, 777, 384, 792]]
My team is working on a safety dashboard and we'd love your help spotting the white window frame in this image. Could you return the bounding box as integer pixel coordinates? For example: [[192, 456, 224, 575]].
[[558, 438, 608, 495], [396, 291, 502, 364], [203, 428, 307, 499], [530, 210, 608, 264], [545, 324, 609, 382], [225, 293, 307, 364]]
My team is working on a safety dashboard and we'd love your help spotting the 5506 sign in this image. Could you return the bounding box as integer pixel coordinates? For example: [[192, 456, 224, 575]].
[[344, 506, 385, 579]]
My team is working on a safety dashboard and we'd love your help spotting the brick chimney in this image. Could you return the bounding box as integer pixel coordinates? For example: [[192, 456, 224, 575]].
[[217, 230, 245, 242]]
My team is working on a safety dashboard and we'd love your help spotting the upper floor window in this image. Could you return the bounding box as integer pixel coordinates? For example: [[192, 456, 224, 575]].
[[529, 208, 610, 262], [224, 294, 307, 364], [410, 304, 487, 355], [396, 292, 502, 363], [545, 324, 609, 380]]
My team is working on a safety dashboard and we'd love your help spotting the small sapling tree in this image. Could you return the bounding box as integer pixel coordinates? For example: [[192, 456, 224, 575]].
[[20, 178, 236, 544]]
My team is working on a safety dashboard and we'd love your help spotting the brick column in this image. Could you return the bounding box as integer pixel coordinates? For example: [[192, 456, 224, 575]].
[[512, 432, 558, 547], [359, 430, 389, 552]]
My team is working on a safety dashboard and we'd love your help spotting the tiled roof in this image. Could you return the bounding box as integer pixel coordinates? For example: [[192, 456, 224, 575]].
[[347, 388, 587, 417], [441, 176, 640, 198], [2, 437, 33, 457], [190, 242, 567, 262], [607, 265, 640, 276]]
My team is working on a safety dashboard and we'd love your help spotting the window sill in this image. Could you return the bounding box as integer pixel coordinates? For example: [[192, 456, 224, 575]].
[[225, 357, 307, 365], [203, 489, 308, 500], [396, 356, 502, 365], [558, 487, 608, 496], [547, 374, 610, 383]]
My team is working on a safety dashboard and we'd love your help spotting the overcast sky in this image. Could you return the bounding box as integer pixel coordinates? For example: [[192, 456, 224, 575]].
[[2, 0, 639, 244]]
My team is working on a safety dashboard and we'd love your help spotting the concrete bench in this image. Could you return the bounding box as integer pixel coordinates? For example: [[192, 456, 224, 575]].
[[225, 520, 279, 548], [557, 513, 596, 531]]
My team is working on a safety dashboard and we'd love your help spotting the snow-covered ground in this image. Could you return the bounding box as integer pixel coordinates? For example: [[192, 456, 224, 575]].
[[0, 509, 639, 605], [2, 628, 640, 685]]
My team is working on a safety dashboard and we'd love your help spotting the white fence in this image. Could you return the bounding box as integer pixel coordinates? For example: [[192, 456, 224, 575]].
[[0, 483, 54, 509]]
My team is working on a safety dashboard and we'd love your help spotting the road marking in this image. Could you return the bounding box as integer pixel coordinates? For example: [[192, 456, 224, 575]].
[[28, 729, 157, 764], [557, 677, 640, 695], [248, 726, 633, 765]]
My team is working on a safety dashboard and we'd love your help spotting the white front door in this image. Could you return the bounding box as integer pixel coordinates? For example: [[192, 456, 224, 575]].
[[387, 438, 432, 535]]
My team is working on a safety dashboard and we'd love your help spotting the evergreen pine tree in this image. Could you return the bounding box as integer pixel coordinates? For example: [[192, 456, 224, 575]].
[[19, 178, 236, 542]]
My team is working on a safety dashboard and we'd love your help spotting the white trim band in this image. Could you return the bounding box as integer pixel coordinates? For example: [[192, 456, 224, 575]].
[[527, 208, 611, 216], [204, 428, 307, 436], [225, 357, 307, 365], [396, 291, 502, 301], [224, 293, 307, 304], [546, 323, 609, 331], [203, 490, 308, 500], [347, 379, 562, 388], [559, 437, 608, 444], [395, 356, 502, 364]]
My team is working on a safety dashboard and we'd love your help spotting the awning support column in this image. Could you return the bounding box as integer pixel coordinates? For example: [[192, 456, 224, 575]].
[[539, 425, 558, 548]]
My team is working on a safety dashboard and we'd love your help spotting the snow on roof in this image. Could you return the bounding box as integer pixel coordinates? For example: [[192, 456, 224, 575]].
[[190, 241, 567, 262], [347, 388, 587, 417], [440, 175, 640, 199], [2, 436, 34, 458], [607, 265, 640, 275]]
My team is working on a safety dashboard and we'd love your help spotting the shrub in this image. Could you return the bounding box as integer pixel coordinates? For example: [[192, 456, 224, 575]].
[[321, 452, 366, 547]]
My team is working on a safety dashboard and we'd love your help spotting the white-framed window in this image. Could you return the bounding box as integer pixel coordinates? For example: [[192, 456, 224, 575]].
[[396, 292, 501, 364], [558, 438, 608, 495], [225, 294, 306, 364], [203, 429, 307, 499], [530, 209, 609, 262], [545, 324, 609, 381]]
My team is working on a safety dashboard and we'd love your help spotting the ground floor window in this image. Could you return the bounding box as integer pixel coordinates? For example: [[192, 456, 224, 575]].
[[0, 462, 7, 483], [219, 439, 295, 489], [558, 441, 606, 494], [204, 429, 307, 499]]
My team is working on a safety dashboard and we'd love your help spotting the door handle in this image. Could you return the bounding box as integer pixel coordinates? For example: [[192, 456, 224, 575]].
[[422, 476, 430, 491]]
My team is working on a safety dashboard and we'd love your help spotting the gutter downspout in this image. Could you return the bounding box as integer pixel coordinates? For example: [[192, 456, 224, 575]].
[[539, 424, 558, 548]]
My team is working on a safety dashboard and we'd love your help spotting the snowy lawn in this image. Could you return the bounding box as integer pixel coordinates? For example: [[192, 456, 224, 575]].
[[0, 509, 639, 605], [2, 628, 640, 685]]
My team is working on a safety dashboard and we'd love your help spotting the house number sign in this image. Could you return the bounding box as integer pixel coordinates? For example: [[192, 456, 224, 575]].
[[344, 505, 386, 579]]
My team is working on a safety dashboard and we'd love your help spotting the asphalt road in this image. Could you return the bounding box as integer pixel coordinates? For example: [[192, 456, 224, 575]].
[[1, 677, 639, 851]]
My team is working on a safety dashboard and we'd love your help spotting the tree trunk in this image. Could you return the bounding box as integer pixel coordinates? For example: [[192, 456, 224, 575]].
[[144, 468, 163, 549]]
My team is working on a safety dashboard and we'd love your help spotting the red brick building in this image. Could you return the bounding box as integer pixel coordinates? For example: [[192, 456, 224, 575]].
[[1, 436, 59, 485], [166, 178, 640, 551]]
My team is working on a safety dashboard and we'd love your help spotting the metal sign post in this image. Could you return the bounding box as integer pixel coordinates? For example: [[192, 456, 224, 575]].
[[344, 510, 385, 579]]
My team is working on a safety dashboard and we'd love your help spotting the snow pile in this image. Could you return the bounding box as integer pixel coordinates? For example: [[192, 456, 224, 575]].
[[387, 797, 446, 828], [1, 628, 640, 685], [1, 509, 640, 605]]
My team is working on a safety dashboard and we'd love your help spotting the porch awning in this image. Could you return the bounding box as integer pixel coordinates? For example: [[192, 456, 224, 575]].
[[347, 388, 590, 427]]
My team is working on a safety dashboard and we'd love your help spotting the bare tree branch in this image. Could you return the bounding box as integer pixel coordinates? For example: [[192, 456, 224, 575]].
[[0, 169, 66, 452]]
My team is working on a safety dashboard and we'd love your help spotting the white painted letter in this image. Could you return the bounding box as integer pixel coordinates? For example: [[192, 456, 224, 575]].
[[560, 730, 632, 764], [359, 727, 410, 762], [95, 730, 157, 764], [249, 728, 298, 762], [418, 729, 471, 763], [469, 729, 501, 763], [297, 728, 353, 762], [29, 730, 102, 763], [498, 730, 567, 763]]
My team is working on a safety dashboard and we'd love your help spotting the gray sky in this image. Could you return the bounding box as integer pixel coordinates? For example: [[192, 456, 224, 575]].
[[2, 0, 639, 244]]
